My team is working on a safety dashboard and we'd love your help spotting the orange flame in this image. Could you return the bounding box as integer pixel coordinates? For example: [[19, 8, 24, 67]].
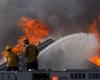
[[89, 54, 100, 66], [2, 16, 49, 56], [88, 15, 100, 67]]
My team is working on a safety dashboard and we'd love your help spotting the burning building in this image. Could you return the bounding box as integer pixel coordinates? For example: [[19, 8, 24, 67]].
[[1, 15, 100, 71]]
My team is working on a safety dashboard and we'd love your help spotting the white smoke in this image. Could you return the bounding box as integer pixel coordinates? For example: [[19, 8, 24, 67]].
[[38, 33, 98, 70]]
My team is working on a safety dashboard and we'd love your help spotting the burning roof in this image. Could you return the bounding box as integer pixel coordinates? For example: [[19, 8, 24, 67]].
[[1, 16, 49, 56]]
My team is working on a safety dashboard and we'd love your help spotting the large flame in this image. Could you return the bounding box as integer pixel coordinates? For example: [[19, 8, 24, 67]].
[[88, 15, 100, 67], [2, 16, 49, 56]]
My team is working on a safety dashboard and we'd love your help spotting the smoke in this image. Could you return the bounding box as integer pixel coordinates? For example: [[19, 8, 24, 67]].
[[38, 33, 98, 70], [0, 0, 100, 51]]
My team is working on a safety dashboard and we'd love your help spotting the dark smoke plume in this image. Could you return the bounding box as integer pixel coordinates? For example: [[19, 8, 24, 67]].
[[0, 0, 100, 51]]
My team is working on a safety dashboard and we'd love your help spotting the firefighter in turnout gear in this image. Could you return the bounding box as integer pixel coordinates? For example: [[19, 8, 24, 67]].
[[5, 45, 19, 71], [23, 39, 39, 71]]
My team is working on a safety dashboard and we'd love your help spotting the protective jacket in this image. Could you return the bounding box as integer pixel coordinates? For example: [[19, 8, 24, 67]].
[[23, 44, 39, 64], [6, 52, 18, 67]]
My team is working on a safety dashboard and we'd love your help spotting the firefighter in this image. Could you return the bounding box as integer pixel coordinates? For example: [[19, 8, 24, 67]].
[[5, 45, 19, 71], [22, 39, 39, 71]]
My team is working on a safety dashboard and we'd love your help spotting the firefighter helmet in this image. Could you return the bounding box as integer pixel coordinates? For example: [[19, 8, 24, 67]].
[[5, 45, 12, 50], [24, 38, 29, 44]]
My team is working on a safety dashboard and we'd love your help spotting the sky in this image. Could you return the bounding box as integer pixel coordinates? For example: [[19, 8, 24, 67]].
[[0, 0, 100, 51]]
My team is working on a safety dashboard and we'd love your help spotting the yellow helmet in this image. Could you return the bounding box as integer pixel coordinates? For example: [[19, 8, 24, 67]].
[[5, 45, 12, 50]]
